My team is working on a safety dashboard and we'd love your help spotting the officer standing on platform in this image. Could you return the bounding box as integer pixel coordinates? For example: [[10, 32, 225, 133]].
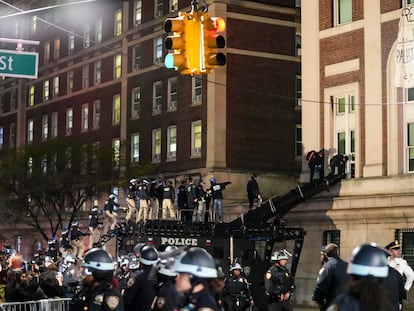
[[70, 248, 124, 311], [70, 220, 88, 260], [162, 180, 176, 220], [265, 249, 295, 311], [125, 179, 138, 225], [88, 206, 101, 250]]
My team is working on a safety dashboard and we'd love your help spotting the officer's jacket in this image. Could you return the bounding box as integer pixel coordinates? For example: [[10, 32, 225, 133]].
[[138, 184, 150, 201], [264, 264, 295, 297], [70, 281, 124, 311], [179, 287, 220, 311], [123, 265, 156, 311], [127, 184, 138, 199], [224, 275, 251, 298], [88, 212, 100, 229], [163, 185, 175, 200]]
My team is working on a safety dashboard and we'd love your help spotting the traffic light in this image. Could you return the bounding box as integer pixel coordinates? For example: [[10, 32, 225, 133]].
[[164, 12, 203, 75], [202, 14, 226, 72]]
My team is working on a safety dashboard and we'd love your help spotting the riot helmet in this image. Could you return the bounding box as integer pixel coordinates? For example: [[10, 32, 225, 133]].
[[347, 243, 388, 278], [230, 262, 243, 272], [174, 247, 217, 278], [139, 245, 159, 265], [82, 248, 115, 280], [271, 249, 291, 261], [210, 178, 216, 184]]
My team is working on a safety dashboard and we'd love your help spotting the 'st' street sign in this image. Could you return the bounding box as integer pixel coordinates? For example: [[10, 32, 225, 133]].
[[0, 49, 38, 79]]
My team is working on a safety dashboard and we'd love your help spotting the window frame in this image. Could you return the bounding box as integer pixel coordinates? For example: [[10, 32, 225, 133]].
[[191, 120, 202, 157]]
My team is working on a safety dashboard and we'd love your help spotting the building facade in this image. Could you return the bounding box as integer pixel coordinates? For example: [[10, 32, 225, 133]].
[[293, 0, 414, 307], [0, 1, 301, 260]]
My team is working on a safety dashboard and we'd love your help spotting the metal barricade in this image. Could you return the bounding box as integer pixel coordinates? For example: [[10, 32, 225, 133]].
[[0, 298, 71, 311]]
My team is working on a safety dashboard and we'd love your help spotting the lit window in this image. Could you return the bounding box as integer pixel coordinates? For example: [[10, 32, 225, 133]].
[[28, 85, 35, 106], [153, 81, 162, 114], [192, 76, 202, 105], [296, 75, 301, 108], [27, 119, 34, 143], [43, 80, 49, 102], [82, 65, 89, 89], [168, 77, 177, 111], [53, 76, 59, 97], [51, 112, 58, 138], [191, 120, 202, 157], [112, 138, 120, 168], [154, 36, 163, 63], [114, 54, 122, 79], [66, 108, 73, 135], [134, 0, 142, 25], [54, 37, 60, 60], [93, 100, 101, 129], [95, 18, 103, 43], [42, 114, 48, 140], [44, 41, 50, 64], [68, 31, 75, 54], [0, 127, 3, 149], [94, 60, 101, 85], [295, 125, 302, 158], [31, 16, 37, 33], [131, 133, 140, 163], [113, 95, 121, 124], [167, 125, 177, 160], [132, 87, 141, 119], [81, 103, 89, 132], [115, 10, 122, 36], [152, 128, 161, 162], [67, 71, 74, 94], [83, 24, 91, 48], [133, 46, 141, 70]]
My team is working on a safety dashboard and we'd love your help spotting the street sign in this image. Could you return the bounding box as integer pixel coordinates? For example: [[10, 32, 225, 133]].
[[0, 49, 38, 79]]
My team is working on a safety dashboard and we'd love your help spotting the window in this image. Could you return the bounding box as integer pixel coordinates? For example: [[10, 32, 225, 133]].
[[31, 16, 37, 33], [337, 132, 346, 154], [43, 80, 49, 102], [9, 122, 15, 147], [93, 100, 101, 129], [295, 30, 301, 56], [67, 71, 74, 94], [54, 37, 60, 60], [27, 119, 34, 143], [407, 123, 414, 172], [167, 125, 177, 160], [192, 76, 202, 104], [66, 108, 73, 135], [115, 10, 122, 37], [53, 76, 59, 97], [154, 36, 163, 64], [168, 77, 177, 111], [0, 127, 3, 149], [94, 60, 101, 85], [91, 142, 100, 172], [395, 229, 414, 268], [41, 156, 47, 175], [81, 144, 88, 175], [65, 147, 72, 169], [170, 0, 178, 11], [42, 114, 48, 140], [51, 112, 58, 138], [82, 65, 89, 89], [155, 0, 163, 17], [95, 18, 103, 42], [295, 125, 302, 158], [334, 0, 352, 26], [114, 54, 122, 79], [191, 120, 202, 157], [113, 94, 121, 124], [44, 41, 50, 64], [152, 128, 162, 162], [134, 0, 142, 25], [132, 87, 141, 119], [83, 24, 91, 48], [296, 75, 301, 108], [28, 85, 35, 106], [322, 230, 341, 247], [112, 138, 120, 168], [153, 81, 162, 114], [81, 103, 89, 132], [68, 31, 75, 54], [133, 46, 141, 70], [131, 133, 140, 163], [10, 89, 16, 111]]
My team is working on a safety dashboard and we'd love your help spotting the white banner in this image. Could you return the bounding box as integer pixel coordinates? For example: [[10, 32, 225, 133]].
[[394, 6, 414, 88]]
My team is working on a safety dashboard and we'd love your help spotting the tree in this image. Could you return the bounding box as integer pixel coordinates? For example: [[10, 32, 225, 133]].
[[0, 139, 118, 242]]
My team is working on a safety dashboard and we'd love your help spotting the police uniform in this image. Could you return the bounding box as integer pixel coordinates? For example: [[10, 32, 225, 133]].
[[385, 241, 414, 292], [153, 278, 180, 311], [88, 208, 101, 249], [179, 287, 220, 311], [123, 265, 157, 311], [125, 180, 138, 223], [71, 281, 124, 311], [223, 274, 252, 311], [264, 264, 295, 311]]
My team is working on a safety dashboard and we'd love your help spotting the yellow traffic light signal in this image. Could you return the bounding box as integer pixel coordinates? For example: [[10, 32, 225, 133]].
[[202, 14, 226, 72], [164, 12, 203, 75]]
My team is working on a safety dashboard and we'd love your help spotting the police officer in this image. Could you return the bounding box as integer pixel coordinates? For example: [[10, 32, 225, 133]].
[[312, 243, 350, 311], [223, 263, 253, 311], [88, 206, 102, 250], [137, 180, 151, 223], [174, 247, 220, 311], [385, 240, 414, 294], [265, 249, 295, 311], [153, 257, 181, 311], [103, 194, 120, 234], [125, 179, 138, 224], [59, 227, 72, 259], [327, 244, 390, 311], [246, 174, 262, 210], [45, 238, 59, 263], [124, 245, 159, 311], [210, 178, 231, 223], [61, 254, 78, 298], [70, 220, 88, 260], [162, 180, 176, 220], [70, 248, 123, 311]]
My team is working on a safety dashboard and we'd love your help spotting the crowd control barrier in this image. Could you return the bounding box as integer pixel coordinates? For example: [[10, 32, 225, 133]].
[[0, 298, 71, 311]]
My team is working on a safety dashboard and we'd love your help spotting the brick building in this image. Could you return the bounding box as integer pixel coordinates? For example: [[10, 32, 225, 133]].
[[0, 1, 301, 260]]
